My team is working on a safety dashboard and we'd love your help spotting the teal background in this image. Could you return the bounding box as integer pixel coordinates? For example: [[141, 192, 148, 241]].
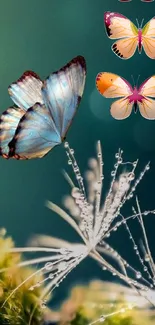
[[0, 0, 155, 307]]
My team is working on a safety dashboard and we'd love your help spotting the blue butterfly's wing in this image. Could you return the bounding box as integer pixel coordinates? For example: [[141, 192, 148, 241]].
[[9, 103, 61, 159], [7, 56, 86, 160], [42, 55, 86, 139], [0, 71, 43, 158], [0, 107, 25, 158], [8, 71, 43, 110]]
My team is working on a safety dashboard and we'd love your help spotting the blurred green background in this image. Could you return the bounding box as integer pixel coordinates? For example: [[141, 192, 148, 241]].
[[0, 0, 155, 307]]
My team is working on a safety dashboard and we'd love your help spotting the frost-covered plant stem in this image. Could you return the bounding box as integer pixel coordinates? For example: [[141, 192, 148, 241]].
[[1, 141, 155, 322]]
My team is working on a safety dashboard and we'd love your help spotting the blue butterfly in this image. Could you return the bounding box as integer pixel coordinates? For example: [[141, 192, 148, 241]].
[[0, 56, 86, 160]]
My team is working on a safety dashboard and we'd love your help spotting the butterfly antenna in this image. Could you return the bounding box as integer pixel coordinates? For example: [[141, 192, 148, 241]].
[[136, 18, 139, 29], [140, 19, 144, 29], [131, 75, 135, 88], [136, 75, 140, 88]]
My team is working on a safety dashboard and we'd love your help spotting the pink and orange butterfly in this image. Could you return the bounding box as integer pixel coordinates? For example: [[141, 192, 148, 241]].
[[119, 0, 154, 2], [96, 72, 155, 120], [104, 12, 155, 59]]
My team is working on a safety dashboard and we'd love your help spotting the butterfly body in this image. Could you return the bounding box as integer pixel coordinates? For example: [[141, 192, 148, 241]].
[[138, 29, 142, 53], [104, 12, 155, 59], [128, 87, 145, 113], [96, 72, 155, 120], [128, 87, 144, 103]]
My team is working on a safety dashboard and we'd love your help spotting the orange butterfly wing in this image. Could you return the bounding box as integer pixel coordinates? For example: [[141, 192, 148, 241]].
[[142, 17, 155, 59], [138, 76, 155, 119], [96, 72, 134, 120]]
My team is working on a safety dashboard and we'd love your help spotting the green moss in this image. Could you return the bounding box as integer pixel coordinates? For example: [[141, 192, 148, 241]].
[[74, 311, 133, 325], [71, 311, 88, 325], [0, 229, 46, 325]]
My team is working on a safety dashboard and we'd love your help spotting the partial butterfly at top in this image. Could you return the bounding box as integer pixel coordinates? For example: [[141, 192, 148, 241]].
[[104, 12, 155, 59], [96, 72, 155, 120], [0, 56, 86, 160], [119, 0, 154, 2]]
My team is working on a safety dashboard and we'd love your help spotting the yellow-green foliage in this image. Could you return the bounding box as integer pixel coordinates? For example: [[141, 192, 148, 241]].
[[0, 229, 45, 325], [58, 280, 155, 325]]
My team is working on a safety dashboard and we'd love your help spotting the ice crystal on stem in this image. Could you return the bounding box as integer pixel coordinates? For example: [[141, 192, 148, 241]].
[[63, 142, 155, 303], [1, 141, 155, 323]]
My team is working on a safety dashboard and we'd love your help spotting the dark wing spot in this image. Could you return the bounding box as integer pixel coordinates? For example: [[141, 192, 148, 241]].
[[105, 26, 112, 37], [112, 44, 124, 58]]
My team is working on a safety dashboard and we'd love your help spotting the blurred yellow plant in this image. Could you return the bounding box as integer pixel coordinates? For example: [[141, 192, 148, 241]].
[[0, 228, 50, 325], [58, 280, 155, 325]]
